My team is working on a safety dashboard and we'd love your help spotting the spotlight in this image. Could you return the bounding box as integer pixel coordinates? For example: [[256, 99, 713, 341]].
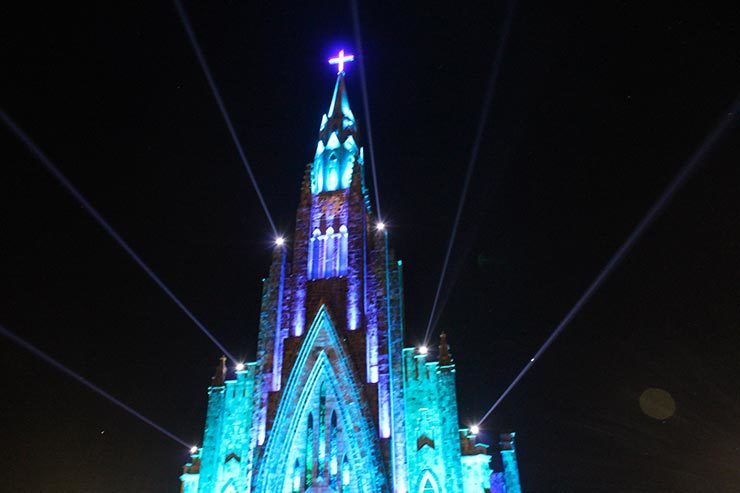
[[236, 363, 245, 371], [190, 445, 198, 454], [275, 236, 285, 246], [470, 425, 480, 435], [376, 221, 385, 231], [419, 345, 428, 355]]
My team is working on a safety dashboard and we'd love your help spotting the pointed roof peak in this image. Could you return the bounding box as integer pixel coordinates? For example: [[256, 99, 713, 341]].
[[211, 355, 227, 386], [439, 332, 453, 367], [327, 73, 355, 122], [318, 73, 358, 146]]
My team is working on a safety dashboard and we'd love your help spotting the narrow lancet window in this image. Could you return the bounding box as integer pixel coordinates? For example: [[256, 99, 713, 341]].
[[318, 382, 327, 477], [308, 226, 348, 279], [305, 413, 314, 487], [342, 455, 351, 487], [318, 234, 327, 278], [338, 225, 348, 276], [324, 227, 335, 277], [329, 410, 338, 487], [309, 229, 321, 280], [292, 459, 301, 493]]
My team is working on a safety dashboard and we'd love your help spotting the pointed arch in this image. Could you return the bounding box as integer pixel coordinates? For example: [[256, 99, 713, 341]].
[[325, 226, 335, 277], [329, 409, 338, 486], [292, 459, 301, 493], [418, 470, 440, 493], [342, 454, 351, 487], [338, 225, 348, 276], [255, 305, 387, 492], [221, 479, 237, 493], [318, 380, 327, 476], [309, 228, 321, 279]]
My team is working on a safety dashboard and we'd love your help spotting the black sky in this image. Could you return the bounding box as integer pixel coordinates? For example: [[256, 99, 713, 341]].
[[2, 1, 740, 492]]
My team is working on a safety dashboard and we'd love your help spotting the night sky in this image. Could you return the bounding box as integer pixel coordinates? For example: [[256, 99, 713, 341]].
[[2, 1, 740, 492]]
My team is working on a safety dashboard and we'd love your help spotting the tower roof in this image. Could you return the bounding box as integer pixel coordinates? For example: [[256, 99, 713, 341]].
[[327, 73, 354, 121], [211, 355, 227, 387], [320, 73, 356, 143]]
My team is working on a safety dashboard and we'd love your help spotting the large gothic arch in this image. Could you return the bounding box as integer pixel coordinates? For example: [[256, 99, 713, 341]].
[[254, 305, 388, 493]]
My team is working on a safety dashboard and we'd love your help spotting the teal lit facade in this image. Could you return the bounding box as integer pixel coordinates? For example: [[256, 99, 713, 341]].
[[180, 68, 523, 493]]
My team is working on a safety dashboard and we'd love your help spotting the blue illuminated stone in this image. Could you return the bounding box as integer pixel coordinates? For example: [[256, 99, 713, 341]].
[[180, 54, 523, 493]]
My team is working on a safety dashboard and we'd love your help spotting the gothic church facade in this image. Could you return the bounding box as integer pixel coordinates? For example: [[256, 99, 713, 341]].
[[180, 64, 522, 493]]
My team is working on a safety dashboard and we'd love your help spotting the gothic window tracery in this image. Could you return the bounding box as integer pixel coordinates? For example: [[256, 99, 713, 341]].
[[308, 226, 348, 279]]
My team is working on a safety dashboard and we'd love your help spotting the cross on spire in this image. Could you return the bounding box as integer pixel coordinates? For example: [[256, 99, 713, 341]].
[[328, 49, 355, 74]]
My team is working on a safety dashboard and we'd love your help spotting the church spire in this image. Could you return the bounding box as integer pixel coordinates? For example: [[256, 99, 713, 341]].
[[326, 73, 355, 125], [211, 355, 227, 387], [310, 53, 362, 195], [319, 73, 356, 143], [438, 332, 453, 367]]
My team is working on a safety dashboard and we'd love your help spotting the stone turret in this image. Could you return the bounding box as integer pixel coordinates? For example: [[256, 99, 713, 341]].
[[211, 355, 226, 387]]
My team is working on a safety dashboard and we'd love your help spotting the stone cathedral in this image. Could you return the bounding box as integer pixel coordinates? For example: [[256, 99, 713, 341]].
[[179, 53, 522, 493]]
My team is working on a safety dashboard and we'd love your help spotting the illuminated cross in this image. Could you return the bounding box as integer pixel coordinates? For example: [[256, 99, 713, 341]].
[[328, 49, 355, 74]]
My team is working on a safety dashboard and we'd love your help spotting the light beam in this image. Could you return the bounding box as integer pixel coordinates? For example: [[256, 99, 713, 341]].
[[350, 0, 383, 222], [423, 0, 519, 346], [0, 321, 191, 449], [0, 109, 238, 363], [173, 0, 278, 237], [478, 93, 740, 426]]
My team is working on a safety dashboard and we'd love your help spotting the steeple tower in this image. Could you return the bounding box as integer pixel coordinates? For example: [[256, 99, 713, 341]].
[[312, 73, 362, 195], [180, 48, 524, 493]]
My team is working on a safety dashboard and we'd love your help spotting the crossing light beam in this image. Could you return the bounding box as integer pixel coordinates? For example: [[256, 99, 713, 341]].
[[478, 93, 740, 425], [0, 321, 191, 449], [1, 108, 238, 363]]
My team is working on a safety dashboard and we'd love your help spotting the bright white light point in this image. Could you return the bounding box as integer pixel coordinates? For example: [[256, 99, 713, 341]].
[[419, 345, 428, 355], [376, 221, 385, 231], [275, 236, 285, 246], [190, 446, 198, 454], [470, 425, 480, 435], [530, 358, 535, 362], [236, 363, 245, 371]]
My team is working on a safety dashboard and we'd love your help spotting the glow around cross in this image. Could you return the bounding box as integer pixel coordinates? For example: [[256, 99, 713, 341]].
[[328, 49, 355, 74]]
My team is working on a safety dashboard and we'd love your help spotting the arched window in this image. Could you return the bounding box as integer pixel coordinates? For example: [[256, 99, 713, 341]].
[[319, 233, 328, 278], [308, 226, 348, 279], [292, 459, 301, 493], [342, 455, 351, 487], [318, 382, 327, 475], [305, 413, 314, 487], [326, 153, 339, 191], [309, 229, 321, 280], [329, 410, 338, 484], [338, 225, 348, 276], [419, 471, 439, 493], [324, 227, 335, 277]]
